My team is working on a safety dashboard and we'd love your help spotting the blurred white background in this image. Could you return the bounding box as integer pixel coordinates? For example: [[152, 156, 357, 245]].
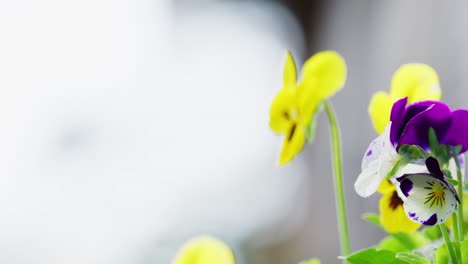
[[1, 0, 467, 263], [0, 0, 309, 263]]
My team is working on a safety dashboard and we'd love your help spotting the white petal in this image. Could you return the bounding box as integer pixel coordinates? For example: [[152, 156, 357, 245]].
[[401, 174, 457, 225], [355, 160, 383, 197], [414, 240, 444, 261], [391, 163, 428, 201], [361, 124, 395, 168], [376, 124, 399, 177], [448, 154, 465, 181], [395, 163, 428, 177], [357, 124, 399, 197], [361, 133, 385, 170]]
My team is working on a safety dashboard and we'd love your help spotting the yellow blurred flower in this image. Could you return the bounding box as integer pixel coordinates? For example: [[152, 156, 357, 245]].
[[369, 63, 441, 134], [172, 236, 235, 264], [378, 180, 420, 233], [269, 50, 347, 165], [299, 258, 321, 264], [445, 192, 468, 230]]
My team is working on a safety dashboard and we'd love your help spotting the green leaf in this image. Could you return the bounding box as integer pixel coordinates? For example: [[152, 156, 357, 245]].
[[433, 240, 468, 264], [399, 144, 428, 160], [362, 213, 382, 228], [386, 143, 432, 180], [378, 232, 429, 253], [463, 193, 468, 221], [434, 243, 449, 264], [395, 252, 430, 264], [450, 145, 462, 156], [460, 240, 468, 263], [423, 225, 441, 241], [346, 248, 407, 264], [446, 177, 458, 186], [298, 258, 320, 264], [428, 127, 452, 164], [386, 156, 410, 180], [428, 127, 439, 150], [441, 168, 453, 179], [378, 236, 411, 253]]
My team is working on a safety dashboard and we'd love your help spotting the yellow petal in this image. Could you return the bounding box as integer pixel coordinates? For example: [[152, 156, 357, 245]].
[[300, 50, 347, 100], [172, 236, 235, 264], [446, 193, 468, 229], [445, 216, 452, 229], [368, 91, 394, 134], [377, 180, 395, 194], [269, 87, 297, 133], [278, 123, 305, 165], [379, 191, 420, 234], [296, 86, 322, 126], [283, 51, 297, 87], [390, 63, 441, 103]]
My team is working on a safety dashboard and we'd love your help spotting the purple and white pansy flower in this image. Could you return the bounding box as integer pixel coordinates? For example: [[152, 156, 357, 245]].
[[396, 157, 459, 225], [354, 123, 426, 198], [355, 97, 468, 198]]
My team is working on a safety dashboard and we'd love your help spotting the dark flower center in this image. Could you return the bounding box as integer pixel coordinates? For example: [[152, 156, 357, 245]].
[[288, 124, 297, 142], [389, 191, 403, 210]]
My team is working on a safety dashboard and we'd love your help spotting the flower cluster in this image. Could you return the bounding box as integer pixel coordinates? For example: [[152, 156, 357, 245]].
[[356, 97, 468, 227], [356, 64, 445, 233], [352, 64, 468, 263], [172, 53, 468, 264]]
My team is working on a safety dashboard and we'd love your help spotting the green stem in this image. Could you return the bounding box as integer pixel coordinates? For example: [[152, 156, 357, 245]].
[[452, 213, 462, 261], [439, 224, 459, 264], [324, 101, 351, 260], [454, 155, 464, 242]]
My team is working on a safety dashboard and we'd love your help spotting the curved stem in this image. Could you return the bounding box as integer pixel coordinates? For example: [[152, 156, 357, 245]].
[[324, 100, 351, 260], [440, 224, 459, 264]]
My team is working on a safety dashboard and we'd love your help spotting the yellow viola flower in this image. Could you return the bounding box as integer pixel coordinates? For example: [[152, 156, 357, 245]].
[[172, 236, 235, 264], [369, 63, 441, 134], [269, 50, 347, 165], [378, 180, 420, 233]]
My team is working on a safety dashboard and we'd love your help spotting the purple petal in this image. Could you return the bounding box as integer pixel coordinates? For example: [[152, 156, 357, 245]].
[[390, 97, 408, 146], [397, 172, 460, 203], [441, 109, 468, 153], [422, 213, 437, 226], [398, 102, 452, 149], [399, 101, 437, 137], [403, 101, 436, 124], [424, 157, 458, 203], [399, 178, 413, 197], [425, 157, 444, 180]]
